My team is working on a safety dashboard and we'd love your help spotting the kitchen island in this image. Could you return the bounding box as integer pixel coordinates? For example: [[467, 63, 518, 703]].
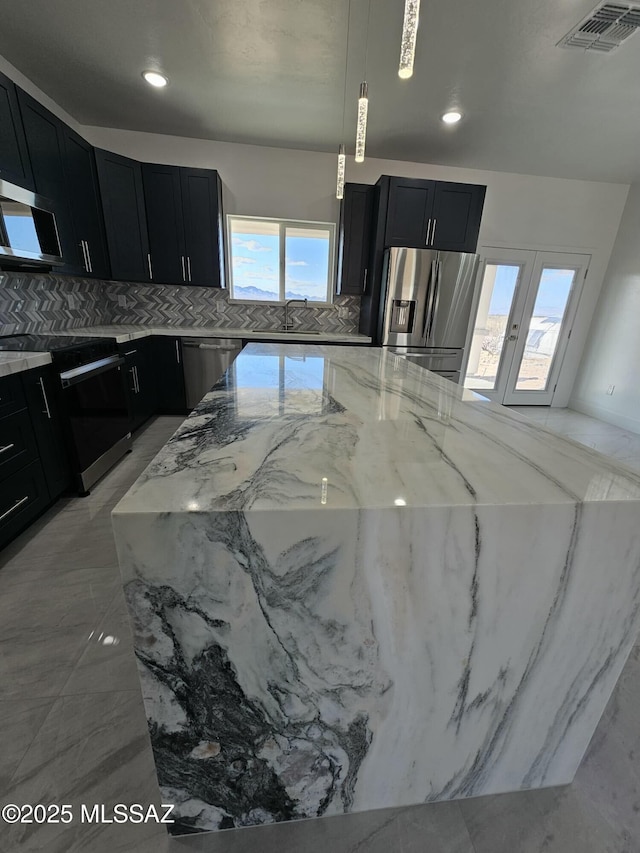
[[112, 343, 640, 836]]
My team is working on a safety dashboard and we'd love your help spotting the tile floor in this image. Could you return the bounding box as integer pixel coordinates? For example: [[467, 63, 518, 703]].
[[1, 409, 639, 853]]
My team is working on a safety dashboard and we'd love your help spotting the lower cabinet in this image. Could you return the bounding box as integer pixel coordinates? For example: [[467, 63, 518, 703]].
[[0, 461, 49, 550], [119, 339, 157, 433], [21, 366, 71, 500], [154, 337, 187, 414]]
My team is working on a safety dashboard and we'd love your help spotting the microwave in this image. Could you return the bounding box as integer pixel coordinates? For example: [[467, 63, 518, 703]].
[[0, 179, 64, 269]]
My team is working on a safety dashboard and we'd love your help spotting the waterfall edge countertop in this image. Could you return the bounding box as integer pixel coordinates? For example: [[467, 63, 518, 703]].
[[112, 343, 640, 836]]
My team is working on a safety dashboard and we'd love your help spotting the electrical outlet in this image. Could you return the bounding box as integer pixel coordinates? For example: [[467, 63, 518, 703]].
[[607, 384, 615, 396]]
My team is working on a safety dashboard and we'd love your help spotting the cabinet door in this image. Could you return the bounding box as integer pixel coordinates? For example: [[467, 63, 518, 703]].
[[17, 91, 82, 273], [21, 366, 71, 499], [385, 178, 435, 247], [180, 168, 223, 287], [119, 341, 156, 432], [0, 71, 34, 190], [337, 184, 374, 296], [0, 409, 39, 480], [154, 337, 187, 414], [430, 182, 486, 253], [142, 164, 186, 285], [0, 460, 49, 551], [62, 128, 110, 279], [95, 149, 151, 282]]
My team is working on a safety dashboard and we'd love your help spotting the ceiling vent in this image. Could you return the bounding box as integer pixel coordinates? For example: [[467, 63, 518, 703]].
[[558, 2, 640, 52]]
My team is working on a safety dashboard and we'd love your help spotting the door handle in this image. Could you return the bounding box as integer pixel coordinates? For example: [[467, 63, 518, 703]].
[[147, 253, 153, 280], [133, 366, 140, 394], [38, 377, 51, 419], [425, 218, 432, 246], [0, 495, 29, 522], [0, 443, 15, 455], [80, 240, 89, 273], [508, 334, 517, 341], [363, 268, 368, 293], [426, 260, 441, 342], [187, 256, 192, 282], [129, 367, 137, 393], [431, 218, 437, 246], [175, 340, 181, 363], [85, 241, 93, 273], [181, 256, 186, 282]]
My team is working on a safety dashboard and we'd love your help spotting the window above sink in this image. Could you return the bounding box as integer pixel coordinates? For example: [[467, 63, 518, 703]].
[[227, 215, 335, 304]]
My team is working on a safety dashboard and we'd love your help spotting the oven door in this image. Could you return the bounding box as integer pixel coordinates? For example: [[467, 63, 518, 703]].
[[60, 355, 131, 481]]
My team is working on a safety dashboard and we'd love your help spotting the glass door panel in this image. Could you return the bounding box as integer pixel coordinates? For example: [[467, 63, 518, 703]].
[[464, 263, 522, 391], [513, 267, 577, 391]]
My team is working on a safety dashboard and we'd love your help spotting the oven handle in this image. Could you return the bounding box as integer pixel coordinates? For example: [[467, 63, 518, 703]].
[[60, 355, 124, 388]]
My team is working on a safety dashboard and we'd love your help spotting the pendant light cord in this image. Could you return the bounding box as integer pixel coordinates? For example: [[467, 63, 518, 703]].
[[342, 0, 352, 139], [364, 0, 372, 80]]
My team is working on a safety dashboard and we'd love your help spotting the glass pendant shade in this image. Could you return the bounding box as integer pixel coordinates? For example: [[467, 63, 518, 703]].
[[336, 145, 346, 199], [355, 82, 368, 163], [398, 0, 420, 79]]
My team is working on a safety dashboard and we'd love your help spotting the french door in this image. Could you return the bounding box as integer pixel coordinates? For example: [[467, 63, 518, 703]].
[[464, 248, 590, 405]]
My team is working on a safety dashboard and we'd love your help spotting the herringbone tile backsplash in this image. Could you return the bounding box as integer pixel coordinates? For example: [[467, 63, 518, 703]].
[[0, 273, 361, 336]]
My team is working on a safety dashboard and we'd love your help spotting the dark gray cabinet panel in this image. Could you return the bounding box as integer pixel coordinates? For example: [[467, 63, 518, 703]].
[[17, 90, 82, 273], [22, 366, 71, 500], [0, 69, 34, 190], [180, 168, 224, 288], [430, 182, 486, 253], [63, 128, 110, 279], [95, 149, 151, 282], [337, 183, 375, 296], [0, 460, 49, 551], [386, 178, 435, 247], [154, 337, 187, 414], [0, 408, 39, 480], [142, 164, 186, 285], [119, 339, 156, 432]]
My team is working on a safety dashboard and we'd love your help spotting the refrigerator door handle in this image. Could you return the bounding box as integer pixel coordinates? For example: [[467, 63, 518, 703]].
[[426, 260, 442, 343], [421, 260, 437, 343]]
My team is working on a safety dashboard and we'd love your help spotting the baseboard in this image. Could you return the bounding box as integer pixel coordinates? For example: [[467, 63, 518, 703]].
[[570, 396, 640, 436]]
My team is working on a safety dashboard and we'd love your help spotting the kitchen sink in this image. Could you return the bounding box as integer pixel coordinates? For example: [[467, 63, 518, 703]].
[[251, 328, 321, 334]]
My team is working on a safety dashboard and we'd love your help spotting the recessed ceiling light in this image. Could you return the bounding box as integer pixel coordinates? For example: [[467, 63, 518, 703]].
[[442, 111, 462, 124], [142, 70, 168, 88]]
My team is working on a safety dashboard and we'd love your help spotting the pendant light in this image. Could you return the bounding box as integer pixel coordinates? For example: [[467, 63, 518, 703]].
[[398, 0, 420, 79], [355, 0, 372, 164], [336, 0, 352, 199]]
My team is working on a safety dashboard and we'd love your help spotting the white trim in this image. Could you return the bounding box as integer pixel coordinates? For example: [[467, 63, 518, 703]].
[[226, 214, 336, 304], [570, 397, 640, 436]]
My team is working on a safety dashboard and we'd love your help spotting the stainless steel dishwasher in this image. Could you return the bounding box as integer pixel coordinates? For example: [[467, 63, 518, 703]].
[[181, 338, 243, 409]]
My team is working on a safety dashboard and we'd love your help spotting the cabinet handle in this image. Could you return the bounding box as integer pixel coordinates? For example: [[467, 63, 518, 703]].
[[187, 256, 192, 282], [134, 365, 140, 394], [181, 256, 186, 282], [0, 495, 29, 522], [425, 218, 432, 246], [80, 240, 89, 272], [363, 268, 368, 293], [129, 367, 137, 393], [147, 253, 153, 280], [38, 377, 51, 419], [85, 241, 93, 273], [431, 218, 437, 246], [175, 340, 181, 363], [0, 443, 15, 455]]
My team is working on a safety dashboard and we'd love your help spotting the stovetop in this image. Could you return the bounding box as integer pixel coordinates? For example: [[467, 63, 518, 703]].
[[0, 334, 118, 371]]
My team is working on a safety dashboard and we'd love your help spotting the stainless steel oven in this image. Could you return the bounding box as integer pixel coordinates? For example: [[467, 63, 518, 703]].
[[60, 354, 131, 493]]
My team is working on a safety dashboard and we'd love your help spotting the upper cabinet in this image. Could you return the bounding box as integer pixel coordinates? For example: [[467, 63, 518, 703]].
[[17, 91, 83, 273], [0, 70, 34, 190], [384, 176, 485, 253], [95, 149, 151, 282], [337, 183, 375, 296], [62, 128, 110, 279], [142, 165, 224, 287]]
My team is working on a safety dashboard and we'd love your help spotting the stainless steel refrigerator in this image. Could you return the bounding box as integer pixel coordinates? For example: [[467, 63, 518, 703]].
[[380, 247, 480, 383]]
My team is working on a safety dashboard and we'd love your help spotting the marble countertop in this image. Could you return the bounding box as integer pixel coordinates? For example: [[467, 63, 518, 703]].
[[114, 342, 640, 516], [66, 324, 372, 345], [0, 351, 52, 377]]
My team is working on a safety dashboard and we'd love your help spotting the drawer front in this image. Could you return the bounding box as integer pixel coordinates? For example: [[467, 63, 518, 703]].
[[0, 460, 49, 551], [0, 374, 27, 418], [0, 409, 40, 481]]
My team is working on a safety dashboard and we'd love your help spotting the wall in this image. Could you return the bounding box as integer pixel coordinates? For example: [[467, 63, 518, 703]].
[[82, 126, 630, 405], [570, 183, 640, 433]]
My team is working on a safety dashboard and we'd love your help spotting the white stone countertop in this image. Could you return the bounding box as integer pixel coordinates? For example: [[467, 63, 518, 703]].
[[66, 325, 372, 345], [0, 351, 52, 377], [114, 342, 640, 515]]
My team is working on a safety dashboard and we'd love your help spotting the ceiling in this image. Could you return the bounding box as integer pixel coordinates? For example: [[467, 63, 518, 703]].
[[0, 0, 640, 183]]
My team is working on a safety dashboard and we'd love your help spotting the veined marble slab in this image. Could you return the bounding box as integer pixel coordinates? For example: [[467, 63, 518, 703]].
[[65, 324, 372, 344], [112, 344, 640, 836], [0, 351, 52, 377]]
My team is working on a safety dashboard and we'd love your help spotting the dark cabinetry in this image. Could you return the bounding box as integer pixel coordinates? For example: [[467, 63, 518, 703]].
[[337, 184, 375, 296], [22, 366, 71, 499], [119, 339, 156, 432], [62, 129, 110, 278], [385, 176, 485, 253], [142, 165, 224, 287], [154, 337, 187, 413], [0, 69, 34, 190], [17, 91, 82, 273], [95, 149, 151, 282]]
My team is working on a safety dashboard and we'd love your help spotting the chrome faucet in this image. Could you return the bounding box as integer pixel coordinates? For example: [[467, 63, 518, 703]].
[[283, 298, 307, 330]]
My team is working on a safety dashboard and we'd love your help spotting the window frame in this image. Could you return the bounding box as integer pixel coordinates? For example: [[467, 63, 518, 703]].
[[226, 214, 336, 305]]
